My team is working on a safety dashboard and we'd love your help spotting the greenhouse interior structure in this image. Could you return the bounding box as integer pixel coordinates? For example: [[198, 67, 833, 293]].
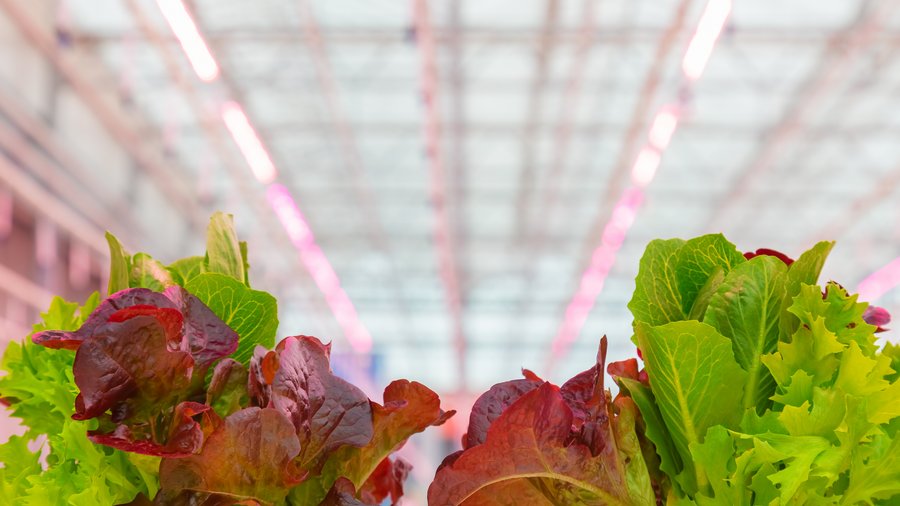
[[0, 1, 899, 505]]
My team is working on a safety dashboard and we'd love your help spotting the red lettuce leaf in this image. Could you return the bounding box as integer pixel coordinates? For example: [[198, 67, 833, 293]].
[[33, 287, 238, 368], [463, 374, 542, 449], [32, 289, 173, 350], [206, 358, 249, 417], [163, 286, 240, 367], [249, 336, 373, 471], [293, 379, 454, 504], [320, 478, 369, 506], [428, 382, 634, 505], [357, 457, 411, 505], [72, 310, 194, 421], [744, 247, 795, 265], [560, 337, 613, 455], [158, 407, 304, 505], [32, 287, 240, 456], [89, 401, 211, 457]]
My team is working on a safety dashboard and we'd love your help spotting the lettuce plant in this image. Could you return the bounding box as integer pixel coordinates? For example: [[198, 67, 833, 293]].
[[0, 213, 452, 505], [429, 234, 900, 505]]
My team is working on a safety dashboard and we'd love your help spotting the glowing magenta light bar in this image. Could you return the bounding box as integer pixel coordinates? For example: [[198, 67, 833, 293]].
[[221, 102, 278, 184], [547, 0, 731, 371], [631, 146, 662, 188], [857, 257, 900, 302], [648, 109, 679, 149], [682, 0, 732, 80], [155, 0, 219, 82], [267, 184, 373, 353], [548, 188, 644, 363]]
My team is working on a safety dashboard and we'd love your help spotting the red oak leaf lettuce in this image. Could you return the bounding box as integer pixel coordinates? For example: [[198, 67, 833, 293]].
[[292, 379, 455, 505], [429, 337, 656, 506], [29, 287, 239, 456], [356, 457, 411, 505], [320, 478, 368, 506], [462, 375, 542, 450], [249, 336, 373, 472], [158, 407, 304, 505], [33, 287, 238, 368]]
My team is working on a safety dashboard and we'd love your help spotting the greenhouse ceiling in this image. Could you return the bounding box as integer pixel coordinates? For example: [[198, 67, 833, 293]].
[[0, 0, 898, 393]]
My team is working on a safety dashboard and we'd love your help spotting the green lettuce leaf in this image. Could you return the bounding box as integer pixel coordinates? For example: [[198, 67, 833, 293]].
[[628, 238, 686, 326], [672, 234, 746, 316], [628, 235, 744, 327], [186, 272, 278, 364], [166, 256, 206, 286], [779, 241, 833, 338], [205, 212, 246, 284], [0, 295, 158, 504], [105, 232, 131, 294], [130, 252, 175, 292], [635, 320, 747, 495], [615, 377, 682, 484], [842, 429, 900, 504], [704, 255, 788, 412]]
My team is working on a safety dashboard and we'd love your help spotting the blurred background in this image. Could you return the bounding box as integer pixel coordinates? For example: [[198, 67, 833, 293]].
[[1, 0, 899, 502]]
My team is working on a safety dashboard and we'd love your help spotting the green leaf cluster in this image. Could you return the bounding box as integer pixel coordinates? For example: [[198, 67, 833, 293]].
[[0, 212, 278, 504], [105, 212, 278, 363], [619, 235, 900, 504], [0, 296, 158, 504]]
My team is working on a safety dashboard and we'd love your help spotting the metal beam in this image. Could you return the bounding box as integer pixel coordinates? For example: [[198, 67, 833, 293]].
[[514, 0, 559, 246], [574, 0, 693, 273], [0, 101, 141, 244], [414, 0, 467, 390], [0, 0, 208, 235], [448, 0, 468, 311], [123, 0, 335, 338], [531, 0, 599, 244], [809, 165, 900, 244], [508, 0, 597, 369], [291, 0, 415, 343], [0, 150, 107, 257], [705, 0, 892, 232], [71, 27, 896, 46]]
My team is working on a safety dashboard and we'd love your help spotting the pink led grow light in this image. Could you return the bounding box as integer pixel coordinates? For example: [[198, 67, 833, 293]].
[[682, 0, 732, 80], [221, 101, 278, 184], [547, 0, 732, 372], [858, 257, 900, 302], [648, 109, 679, 150], [631, 146, 662, 188], [550, 188, 644, 360], [267, 184, 373, 354], [154, 0, 219, 82]]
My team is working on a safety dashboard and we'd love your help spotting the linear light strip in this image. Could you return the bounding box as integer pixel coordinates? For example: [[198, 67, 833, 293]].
[[682, 0, 732, 80], [858, 257, 900, 302], [156, 1, 372, 355], [267, 184, 373, 353], [221, 101, 278, 184], [547, 0, 731, 372], [154, 0, 219, 82]]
